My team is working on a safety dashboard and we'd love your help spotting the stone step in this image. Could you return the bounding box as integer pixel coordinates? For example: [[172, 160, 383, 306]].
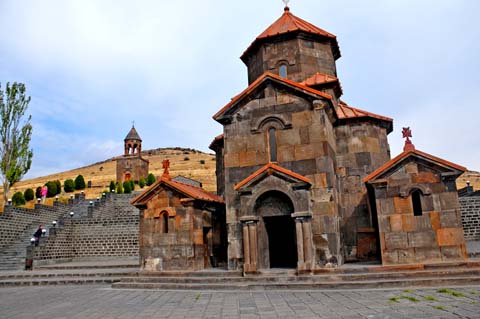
[[0, 271, 133, 280], [112, 275, 480, 290], [0, 277, 121, 287], [121, 267, 480, 284]]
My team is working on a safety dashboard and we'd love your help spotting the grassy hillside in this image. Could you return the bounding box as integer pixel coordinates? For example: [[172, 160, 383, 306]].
[[0, 148, 216, 211]]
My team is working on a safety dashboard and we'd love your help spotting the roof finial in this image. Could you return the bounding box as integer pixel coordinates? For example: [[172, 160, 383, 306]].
[[132, 120, 135, 128], [162, 159, 171, 180], [282, 0, 290, 11], [402, 127, 415, 152]]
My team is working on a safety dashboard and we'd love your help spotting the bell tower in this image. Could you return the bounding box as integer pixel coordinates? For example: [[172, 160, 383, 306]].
[[124, 125, 142, 156], [240, 6, 341, 84]]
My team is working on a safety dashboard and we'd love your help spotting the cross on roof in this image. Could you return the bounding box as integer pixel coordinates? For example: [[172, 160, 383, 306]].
[[402, 127, 415, 152], [162, 159, 170, 179]]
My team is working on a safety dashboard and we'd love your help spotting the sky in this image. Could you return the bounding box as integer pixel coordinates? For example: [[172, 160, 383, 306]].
[[0, 0, 479, 179]]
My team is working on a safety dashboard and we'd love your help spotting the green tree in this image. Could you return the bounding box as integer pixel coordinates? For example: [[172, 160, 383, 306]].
[[116, 182, 123, 194], [45, 181, 57, 197], [11, 191, 25, 206], [35, 186, 42, 199], [146, 173, 156, 186], [0, 82, 33, 204], [74, 174, 86, 190], [24, 188, 34, 201], [54, 180, 61, 195], [63, 179, 75, 192], [109, 180, 115, 192], [123, 181, 132, 194], [139, 177, 145, 188]]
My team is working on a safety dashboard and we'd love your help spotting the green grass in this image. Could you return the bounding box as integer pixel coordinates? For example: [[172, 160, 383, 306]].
[[388, 297, 401, 303], [470, 291, 477, 295], [402, 295, 420, 302], [195, 293, 201, 301], [424, 296, 438, 301], [437, 288, 466, 297], [388, 295, 420, 303], [403, 289, 413, 293], [434, 306, 446, 311]]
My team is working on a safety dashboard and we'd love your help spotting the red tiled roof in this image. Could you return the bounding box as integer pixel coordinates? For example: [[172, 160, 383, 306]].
[[131, 176, 224, 206], [364, 149, 466, 183], [242, 7, 340, 61], [209, 134, 224, 150], [234, 162, 311, 191], [337, 101, 393, 122], [213, 72, 332, 121], [301, 72, 339, 86]]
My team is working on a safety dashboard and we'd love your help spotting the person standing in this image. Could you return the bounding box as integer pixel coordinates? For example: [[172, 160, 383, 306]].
[[41, 186, 48, 204]]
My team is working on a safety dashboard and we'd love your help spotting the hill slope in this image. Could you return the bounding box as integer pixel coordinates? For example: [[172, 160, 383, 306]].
[[0, 148, 216, 209]]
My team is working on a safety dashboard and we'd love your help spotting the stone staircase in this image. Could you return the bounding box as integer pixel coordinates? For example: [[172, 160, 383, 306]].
[[111, 261, 480, 290]]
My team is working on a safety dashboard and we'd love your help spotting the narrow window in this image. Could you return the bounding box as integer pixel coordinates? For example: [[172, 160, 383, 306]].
[[268, 127, 277, 162], [412, 190, 423, 216], [161, 211, 169, 233], [279, 64, 287, 78]]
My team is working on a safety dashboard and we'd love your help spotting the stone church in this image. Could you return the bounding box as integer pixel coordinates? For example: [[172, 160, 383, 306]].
[[133, 6, 467, 272], [116, 125, 149, 184]]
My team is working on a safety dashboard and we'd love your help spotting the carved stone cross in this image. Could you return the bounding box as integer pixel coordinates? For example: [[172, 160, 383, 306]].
[[162, 159, 170, 178], [402, 127, 415, 152]]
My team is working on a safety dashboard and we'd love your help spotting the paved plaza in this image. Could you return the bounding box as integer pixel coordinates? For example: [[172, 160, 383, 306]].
[[0, 285, 479, 319]]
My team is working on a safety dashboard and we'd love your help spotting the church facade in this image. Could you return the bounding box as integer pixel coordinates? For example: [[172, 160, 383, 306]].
[[133, 6, 468, 273], [116, 126, 149, 184]]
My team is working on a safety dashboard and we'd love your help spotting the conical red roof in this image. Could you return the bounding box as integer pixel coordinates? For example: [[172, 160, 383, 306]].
[[241, 7, 340, 61]]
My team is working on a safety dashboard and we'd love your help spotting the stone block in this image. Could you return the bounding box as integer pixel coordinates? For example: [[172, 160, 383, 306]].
[[429, 211, 441, 230], [381, 249, 398, 264], [277, 145, 295, 162], [397, 248, 415, 264], [292, 110, 312, 127], [385, 232, 408, 250], [414, 247, 442, 262], [277, 129, 301, 146], [238, 151, 256, 167], [440, 211, 461, 228], [440, 246, 464, 260], [408, 231, 436, 248], [439, 192, 460, 211], [405, 163, 418, 174], [294, 144, 315, 161], [393, 197, 413, 215], [414, 215, 432, 231], [412, 172, 440, 184], [309, 125, 328, 143], [402, 215, 416, 232], [437, 228, 465, 247], [378, 198, 395, 215], [224, 152, 240, 168], [389, 215, 403, 232], [313, 173, 328, 188], [299, 127, 309, 144]]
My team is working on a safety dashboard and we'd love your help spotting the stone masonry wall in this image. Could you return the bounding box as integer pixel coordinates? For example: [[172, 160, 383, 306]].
[[460, 196, 480, 240]]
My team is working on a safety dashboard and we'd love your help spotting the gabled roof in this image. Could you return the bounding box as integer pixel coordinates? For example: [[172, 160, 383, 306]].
[[241, 7, 340, 61], [337, 101, 393, 133], [213, 72, 332, 122], [234, 162, 311, 191], [125, 126, 142, 141], [131, 176, 224, 207], [364, 149, 466, 183]]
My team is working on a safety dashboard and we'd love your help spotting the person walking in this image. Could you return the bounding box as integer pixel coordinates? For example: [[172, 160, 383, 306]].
[[33, 225, 43, 246]]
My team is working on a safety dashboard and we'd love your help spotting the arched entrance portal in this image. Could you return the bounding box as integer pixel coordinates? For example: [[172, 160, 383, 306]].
[[254, 191, 297, 269]]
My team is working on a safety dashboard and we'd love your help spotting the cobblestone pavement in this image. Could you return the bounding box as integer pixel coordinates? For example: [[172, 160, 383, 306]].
[[0, 285, 479, 319]]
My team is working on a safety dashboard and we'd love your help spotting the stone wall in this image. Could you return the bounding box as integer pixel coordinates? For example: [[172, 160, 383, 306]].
[[460, 196, 480, 240], [116, 155, 149, 184]]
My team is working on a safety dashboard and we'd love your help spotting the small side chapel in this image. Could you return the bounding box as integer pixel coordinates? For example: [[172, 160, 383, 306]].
[[132, 4, 468, 273]]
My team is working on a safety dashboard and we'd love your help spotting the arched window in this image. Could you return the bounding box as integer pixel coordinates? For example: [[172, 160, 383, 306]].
[[268, 127, 277, 162], [411, 190, 423, 216], [162, 211, 169, 233], [279, 64, 287, 78]]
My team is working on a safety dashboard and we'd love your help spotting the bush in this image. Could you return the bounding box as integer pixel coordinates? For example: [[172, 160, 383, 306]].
[[35, 186, 42, 199], [45, 181, 57, 197], [139, 177, 145, 188], [184, 157, 190, 161], [109, 181, 115, 192], [146, 173, 156, 186], [74, 174, 86, 190], [123, 181, 132, 194], [12, 192, 26, 206], [64, 179, 75, 193], [129, 180, 135, 191], [24, 188, 34, 201], [199, 159, 205, 164], [55, 180, 62, 195], [116, 182, 123, 194]]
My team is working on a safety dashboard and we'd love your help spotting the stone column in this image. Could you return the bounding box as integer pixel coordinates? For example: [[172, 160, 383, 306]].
[[292, 212, 313, 273], [239, 216, 259, 274]]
